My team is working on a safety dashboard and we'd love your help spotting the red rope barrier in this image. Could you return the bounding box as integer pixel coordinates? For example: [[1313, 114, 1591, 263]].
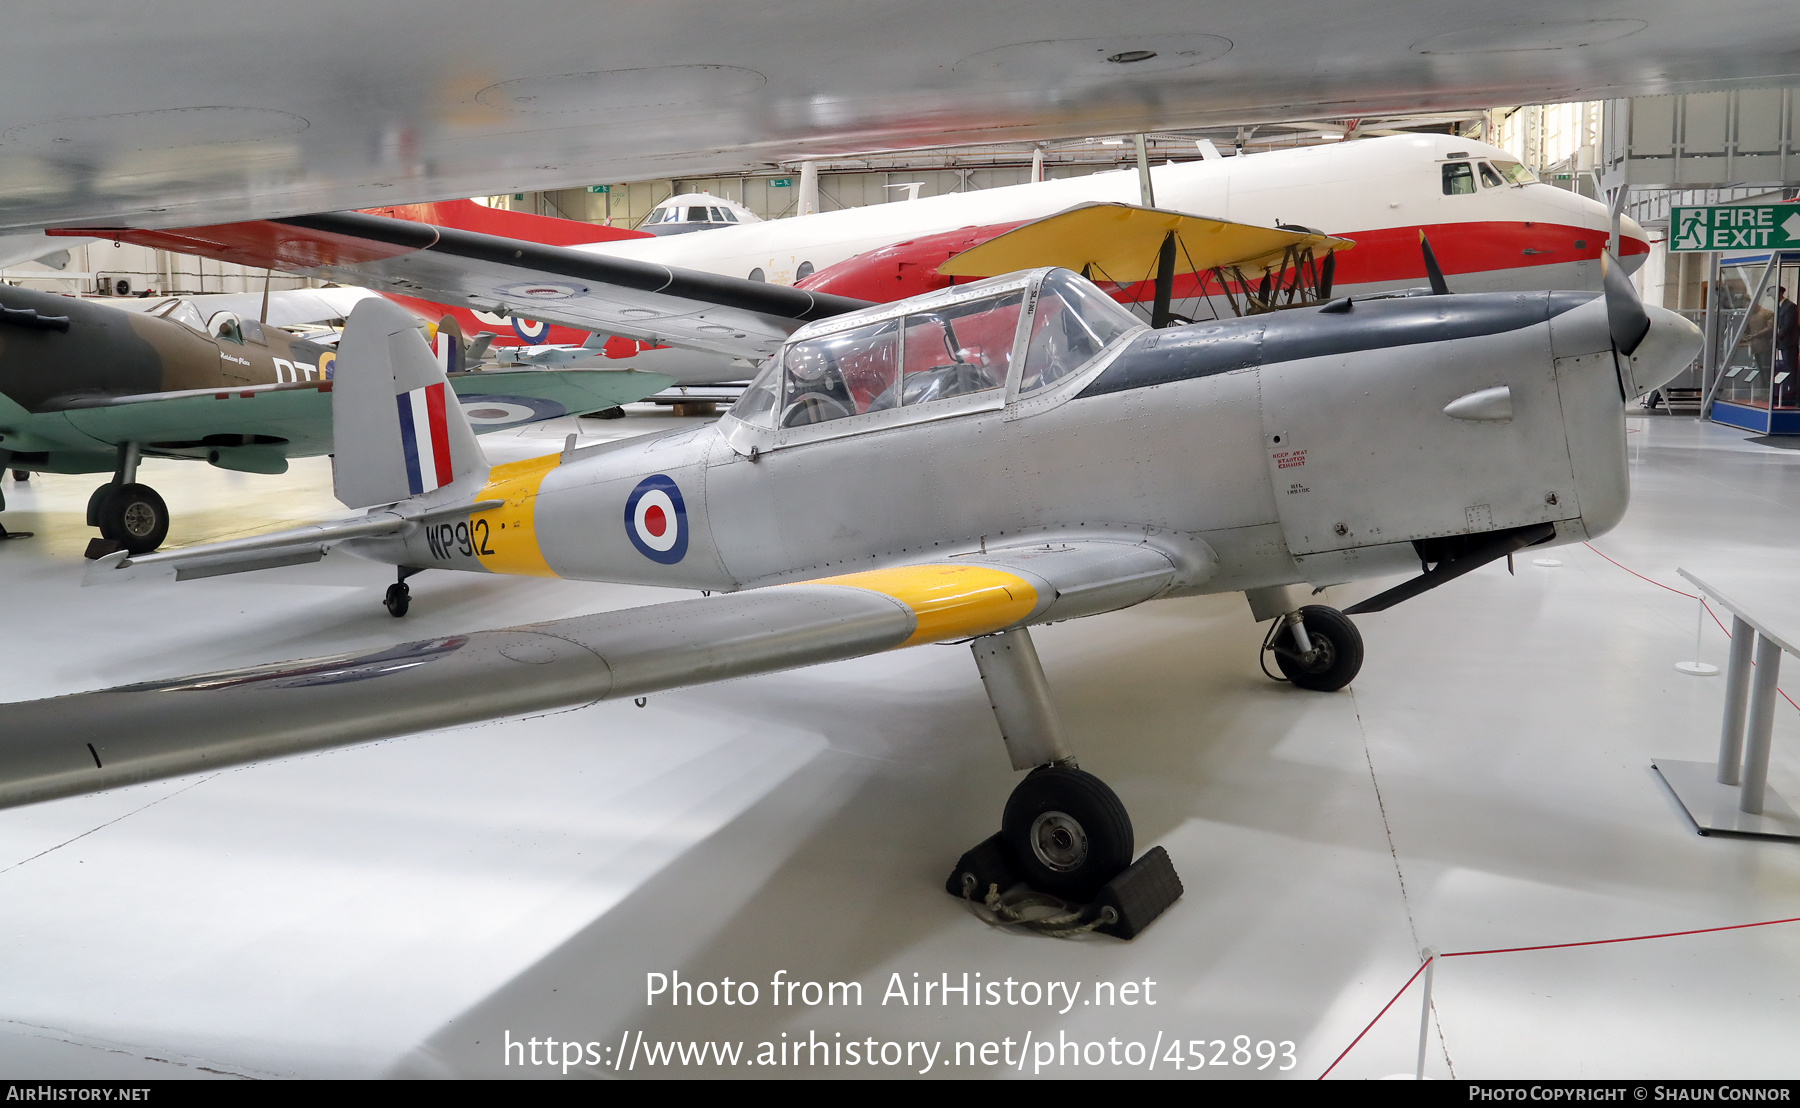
[[1582, 548, 1800, 713], [1316, 960, 1429, 1080], [1319, 914, 1800, 1078], [1320, 546, 1800, 1077], [1583, 542, 1698, 599], [1443, 915, 1800, 958]]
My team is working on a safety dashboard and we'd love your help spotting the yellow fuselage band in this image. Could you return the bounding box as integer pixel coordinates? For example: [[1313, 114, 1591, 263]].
[[471, 454, 561, 578]]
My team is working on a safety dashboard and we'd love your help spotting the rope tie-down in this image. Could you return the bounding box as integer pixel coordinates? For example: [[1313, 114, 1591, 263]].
[[959, 875, 1119, 939], [945, 834, 1183, 942]]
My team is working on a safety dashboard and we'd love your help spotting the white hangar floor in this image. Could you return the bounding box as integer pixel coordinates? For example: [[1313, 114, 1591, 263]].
[[0, 407, 1796, 1080]]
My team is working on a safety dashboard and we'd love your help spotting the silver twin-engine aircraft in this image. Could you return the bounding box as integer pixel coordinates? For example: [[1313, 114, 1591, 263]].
[[8, 260, 1699, 919]]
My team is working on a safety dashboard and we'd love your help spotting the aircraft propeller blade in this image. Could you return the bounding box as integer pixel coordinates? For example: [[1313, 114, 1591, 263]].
[[1418, 232, 1450, 295], [1602, 250, 1651, 357]]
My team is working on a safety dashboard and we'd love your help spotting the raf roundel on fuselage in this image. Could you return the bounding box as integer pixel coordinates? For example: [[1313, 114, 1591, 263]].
[[624, 474, 688, 564]]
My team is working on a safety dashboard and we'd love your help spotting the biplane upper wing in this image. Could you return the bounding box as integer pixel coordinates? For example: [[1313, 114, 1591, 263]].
[[937, 202, 1355, 280]]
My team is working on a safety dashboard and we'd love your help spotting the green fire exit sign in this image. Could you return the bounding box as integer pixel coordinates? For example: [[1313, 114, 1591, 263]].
[[1670, 205, 1800, 252]]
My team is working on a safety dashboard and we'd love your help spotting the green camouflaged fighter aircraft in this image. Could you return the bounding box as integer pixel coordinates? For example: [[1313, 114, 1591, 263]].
[[0, 284, 672, 555]]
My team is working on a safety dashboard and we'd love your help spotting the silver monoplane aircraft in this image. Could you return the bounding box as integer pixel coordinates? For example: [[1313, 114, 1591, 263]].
[[7, 260, 1698, 924]]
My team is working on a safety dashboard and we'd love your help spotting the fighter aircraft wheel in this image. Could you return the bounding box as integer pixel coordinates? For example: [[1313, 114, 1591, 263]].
[[590, 407, 626, 420], [1273, 605, 1364, 692], [10, 469, 26, 482], [384, 582, 411, 618], [1001, 766, 1134, 902], [97, 483, 168, 554]]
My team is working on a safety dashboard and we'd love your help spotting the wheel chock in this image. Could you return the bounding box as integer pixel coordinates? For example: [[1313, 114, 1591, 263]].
[[945, 836, 1183, 940], [1087, 845, 1183, 940], [84, 537, 121, 560], [945, 832, 1021, 899]]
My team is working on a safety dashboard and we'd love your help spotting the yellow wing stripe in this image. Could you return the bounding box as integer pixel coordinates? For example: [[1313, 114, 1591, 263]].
[[817, 564, 1037, 647], [471, 454, 561, 578]]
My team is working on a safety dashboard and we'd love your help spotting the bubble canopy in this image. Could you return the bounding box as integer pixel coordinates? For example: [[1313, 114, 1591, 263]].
[[725, 268, 1139, 445]]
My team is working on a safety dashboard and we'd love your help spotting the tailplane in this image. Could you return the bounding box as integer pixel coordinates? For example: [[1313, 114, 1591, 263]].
[[333, 299, 486, 508]]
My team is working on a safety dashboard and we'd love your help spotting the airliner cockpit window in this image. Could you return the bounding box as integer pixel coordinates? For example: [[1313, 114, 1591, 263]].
[[1493, 159, 1536, 185], [1442, 161, 1476, 195], [779, 318, 900, 427], [1478, 162, 1506, 188], [687, 207, 708, 222], [1020, 270, 1139, 396]]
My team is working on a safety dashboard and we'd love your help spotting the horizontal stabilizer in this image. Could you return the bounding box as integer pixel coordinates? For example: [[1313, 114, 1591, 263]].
[[83, 501, 501, 586]]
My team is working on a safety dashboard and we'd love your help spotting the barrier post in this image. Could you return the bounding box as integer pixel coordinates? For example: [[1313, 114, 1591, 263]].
[[1740, 634, 1784, 814], [1415, 947, 1439, 1080], [1717, 616, 1756, 785]]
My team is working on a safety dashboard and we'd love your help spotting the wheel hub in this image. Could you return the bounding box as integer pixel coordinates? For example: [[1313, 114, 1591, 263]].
[[120, 502, 157, 537], [1028, 810, 1089, 872]]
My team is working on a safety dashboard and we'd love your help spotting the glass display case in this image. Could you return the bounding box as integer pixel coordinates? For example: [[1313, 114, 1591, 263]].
[[1710, 251, 1800, 434]]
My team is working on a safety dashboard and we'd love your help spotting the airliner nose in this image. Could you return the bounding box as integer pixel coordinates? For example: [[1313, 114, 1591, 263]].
[[1618, 213, 1650, 275]]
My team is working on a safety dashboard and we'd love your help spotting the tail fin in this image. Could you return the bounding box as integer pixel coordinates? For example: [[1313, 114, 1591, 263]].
[[432, 314, 464, 375], [333, 299, 485, 509]]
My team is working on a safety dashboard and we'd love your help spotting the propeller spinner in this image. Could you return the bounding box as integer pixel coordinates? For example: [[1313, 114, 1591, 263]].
[[1601, 250, 1651, 357]]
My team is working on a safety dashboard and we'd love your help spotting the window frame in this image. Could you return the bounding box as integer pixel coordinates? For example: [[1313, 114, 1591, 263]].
[[720, 273, 1037, 455], [1441, 160, 1477, 195]]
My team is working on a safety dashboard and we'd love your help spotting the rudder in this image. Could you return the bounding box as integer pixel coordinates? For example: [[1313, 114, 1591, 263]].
[[332, 299, 485, 509]]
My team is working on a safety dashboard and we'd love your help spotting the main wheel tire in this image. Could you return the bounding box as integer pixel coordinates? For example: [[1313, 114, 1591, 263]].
[[384, 582, 411, 618], [1273, 604, 1364, 692], [1001, 766, 1134, 902], [96, 483, 168, 554], [10, 469, 27, 482]]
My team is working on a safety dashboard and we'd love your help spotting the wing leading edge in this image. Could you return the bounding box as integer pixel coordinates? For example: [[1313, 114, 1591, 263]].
[[13, 541, 1178, 809]]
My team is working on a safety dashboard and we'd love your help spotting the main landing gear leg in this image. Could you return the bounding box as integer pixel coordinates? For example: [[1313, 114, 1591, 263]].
[[1249, 585, 1365, 692], [946, 627, 1183, 940], [385, 566, 423, 618]]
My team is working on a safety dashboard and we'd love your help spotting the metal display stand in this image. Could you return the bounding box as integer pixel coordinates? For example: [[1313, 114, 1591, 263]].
[[1653, 569, 1800, 840]]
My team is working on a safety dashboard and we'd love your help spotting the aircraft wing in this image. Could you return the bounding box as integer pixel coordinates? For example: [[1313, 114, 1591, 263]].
[[59, 212, 872, 360], [25, 540, 1179, 809], [938, 202, 1356, 279], [19, 367, 672, 460]]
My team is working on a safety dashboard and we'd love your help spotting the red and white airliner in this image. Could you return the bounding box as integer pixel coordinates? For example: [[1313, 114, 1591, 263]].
[[373, 133, 1645, 372]]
